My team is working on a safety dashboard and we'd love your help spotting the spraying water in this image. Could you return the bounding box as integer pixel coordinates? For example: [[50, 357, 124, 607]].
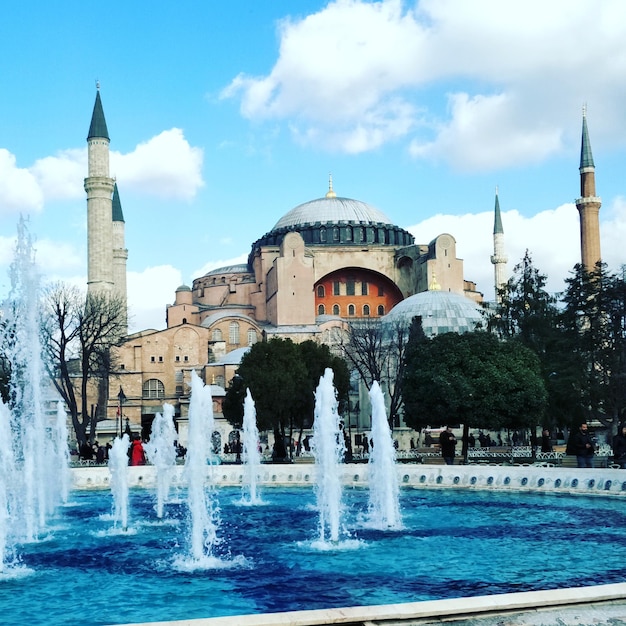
[[0, 400, 17, 572], [109, 435, 130, 530], [241, 389, 262, 505], [144, 403, 177, 518], [0, 218, 68, 557], [184, 370, 220, 562], [312, 368, 345, 543], [367, 382, 401, 529]]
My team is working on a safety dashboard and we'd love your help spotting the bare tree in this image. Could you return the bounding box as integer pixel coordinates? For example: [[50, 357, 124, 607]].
[[341, 318, 411, 427], [42, 283, 126, 446]]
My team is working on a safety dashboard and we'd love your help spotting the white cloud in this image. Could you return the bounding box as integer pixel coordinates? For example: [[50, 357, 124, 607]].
[[0, 149, 44, 214], [223, 0, 626, 164], [30, 148, 86, 200], [408, 203, 586, 300], [127, 265, 183, 332], [112, 129, 204, 200]]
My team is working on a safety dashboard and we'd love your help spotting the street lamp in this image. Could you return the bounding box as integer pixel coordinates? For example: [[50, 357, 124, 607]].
[[117, 386, 126, 439]]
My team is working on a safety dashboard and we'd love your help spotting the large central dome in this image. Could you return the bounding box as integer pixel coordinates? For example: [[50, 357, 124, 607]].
[[273, 196, 392, 230]]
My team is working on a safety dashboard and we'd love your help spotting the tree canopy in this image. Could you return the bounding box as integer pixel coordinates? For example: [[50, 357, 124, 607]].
[[402, 330, 547, 436], [223, 338, 350, 447]]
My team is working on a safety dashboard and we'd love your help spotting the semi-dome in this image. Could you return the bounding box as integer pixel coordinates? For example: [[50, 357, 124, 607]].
[[383, 290, 484, 336], [273, 196, 392, 230]]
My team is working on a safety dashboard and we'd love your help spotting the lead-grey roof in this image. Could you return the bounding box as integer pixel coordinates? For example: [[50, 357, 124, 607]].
[[273, 197, 392, 230], [383, 290, 484, 336]]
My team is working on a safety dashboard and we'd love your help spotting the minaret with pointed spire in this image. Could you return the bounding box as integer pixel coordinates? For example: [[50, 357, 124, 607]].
[[85, 84, 115, 294], [490, 187, 508, 302], [112, 182, 128, 329], [575, 105, 602, 271]]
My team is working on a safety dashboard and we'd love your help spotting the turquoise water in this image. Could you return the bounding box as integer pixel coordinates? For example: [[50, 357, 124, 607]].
[[1, 487, 625, 625]]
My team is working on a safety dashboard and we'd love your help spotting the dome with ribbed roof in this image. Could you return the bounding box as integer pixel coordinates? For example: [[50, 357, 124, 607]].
[[250, 180, 414, 254], [273, 196, 392, 230], [383, 291, 484, 336]]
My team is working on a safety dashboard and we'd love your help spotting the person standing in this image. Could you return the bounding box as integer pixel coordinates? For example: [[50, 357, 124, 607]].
[[612, 425, 626, 469], [130, 434, 146, 466], [572, 422, 595, 468], [540, 428, 553, 453], [439, 426, 457, 465]]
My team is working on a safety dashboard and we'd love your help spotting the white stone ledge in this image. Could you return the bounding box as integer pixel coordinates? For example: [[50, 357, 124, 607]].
[[70, 463, 626, 497], [116, 582, 626, 625]]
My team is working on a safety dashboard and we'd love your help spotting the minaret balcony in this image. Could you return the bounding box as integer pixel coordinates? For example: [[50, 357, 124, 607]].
[[575, 196, 601, 205]]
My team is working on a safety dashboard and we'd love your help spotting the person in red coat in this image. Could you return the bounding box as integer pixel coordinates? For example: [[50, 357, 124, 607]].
[[130, 435, 146, 466]]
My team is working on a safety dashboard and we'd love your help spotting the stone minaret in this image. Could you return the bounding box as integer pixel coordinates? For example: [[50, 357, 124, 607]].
[[490, 187, 508, 302], [575, 106, 602, 271], [112, 182, 128, 331], [85, 85, 115, 294]]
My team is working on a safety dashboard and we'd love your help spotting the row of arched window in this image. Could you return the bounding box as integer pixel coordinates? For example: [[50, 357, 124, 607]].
[[211, 323, 258, 346], [318, 303, 385, 317]]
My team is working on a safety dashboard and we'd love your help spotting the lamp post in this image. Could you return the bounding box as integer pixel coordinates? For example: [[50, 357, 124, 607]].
[[117, 386, 126, 439]]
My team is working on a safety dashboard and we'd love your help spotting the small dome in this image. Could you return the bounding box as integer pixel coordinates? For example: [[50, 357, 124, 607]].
[[175, 284, 191, 292], [383, 291, 484, 336], [273, 196, 392, 231], [204, 264, 250, 276]]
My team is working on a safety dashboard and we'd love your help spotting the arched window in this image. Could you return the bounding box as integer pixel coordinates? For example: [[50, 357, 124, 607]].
[[229, 321, 240, 345], [333, 304, 340, 315], [317, 285, 325, 297], [348, 304, 355, 316], [363, 304, 370, 316], [247, 329, 257, 345], [212, 328, 223, 341], [345, 226, 353, 241], [143, 378, 165, 399], [318, 304, 325, 315], [377, 305, 385, 316], [332, 227, 340, 241], [320, 228, 327, 243]]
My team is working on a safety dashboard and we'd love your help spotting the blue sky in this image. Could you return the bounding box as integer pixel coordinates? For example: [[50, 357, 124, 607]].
[[1, 0, 626, 332]]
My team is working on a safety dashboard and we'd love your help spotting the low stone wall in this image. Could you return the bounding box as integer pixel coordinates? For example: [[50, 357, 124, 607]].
[[71, 462, 626, 497]]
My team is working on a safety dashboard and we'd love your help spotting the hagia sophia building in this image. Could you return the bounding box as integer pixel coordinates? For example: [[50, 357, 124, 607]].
[[84, 88, 601, 450]]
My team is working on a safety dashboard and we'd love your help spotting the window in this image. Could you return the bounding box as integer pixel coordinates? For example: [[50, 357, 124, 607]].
[[345, 226, 352, 241], [317, 285, 325, 298], [229, 321, 240, 345], [320, 228, 327, 243], [363, 304, 370, 316], [119, 364, 125, 370], [348, 304, 355, 316], [377, 305, 385, 316], [378, 285, 384, 296], [333, 281, 340, 296], [143, 379, 165, 399], [212, 328, 223, 341], [175, 356, 180, 362], [333, 304, 340, 315], [184, 356, 189, 362], [150, 356, 155, 362], [247, 329, 257, 345], [346, 280, 355, 296], [356, 227, 363, 242], [158, 356, 163, 363], [318, 304, 325, 315], [332, 227, 340, 241], [361, 282, 368, 296]]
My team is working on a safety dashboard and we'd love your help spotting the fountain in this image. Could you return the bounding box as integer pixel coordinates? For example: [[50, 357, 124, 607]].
[[0, 218, 68, 572], [241, 389, 262, 504], [108, 434, 130, 530], [181, 369, 222, 566], [367, 381, 401, 529], [311, 368, 345, 544], [3, 223, 626, 624], [144, 403, 177, 517]]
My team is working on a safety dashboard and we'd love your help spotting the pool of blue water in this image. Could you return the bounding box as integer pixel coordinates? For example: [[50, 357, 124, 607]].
[[2, 486, 625, 626]]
